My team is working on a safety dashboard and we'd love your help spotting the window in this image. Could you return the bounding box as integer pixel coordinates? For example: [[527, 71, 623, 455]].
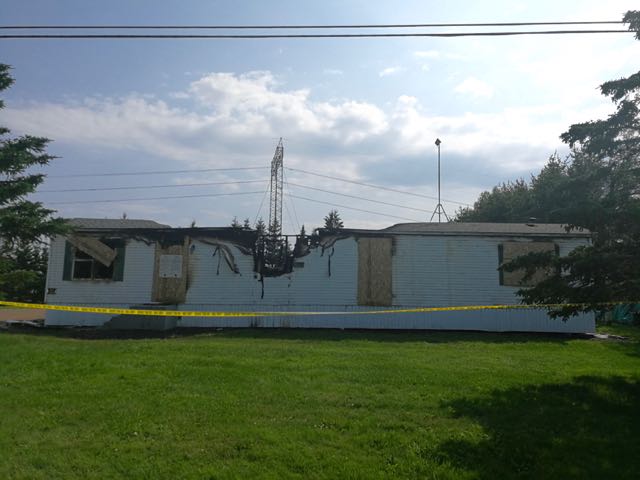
[[63, 238, 126, 281], [72, 249, 115, 279], [498, 241, 557, 287]]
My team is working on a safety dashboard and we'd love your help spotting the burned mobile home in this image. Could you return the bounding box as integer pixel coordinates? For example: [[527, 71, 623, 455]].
[[44, 218, 595, 332]]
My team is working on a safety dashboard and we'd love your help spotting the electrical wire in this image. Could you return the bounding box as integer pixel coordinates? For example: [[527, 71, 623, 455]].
[[282, 168, 300, 231], [285, 167, 470, 206], [287, 181, 434, 213], [253, 181, 271, 226], [40, 164, 471, 208], [38, 177, 460, 213], [48, 166, 268, 178], [0, 30, 629, 39], [47, 190, 263, 205], [38, 179, 268, 193], [288, 194, 420, 222], [283, 200, 297, 235], [0, 21, 623, 29]]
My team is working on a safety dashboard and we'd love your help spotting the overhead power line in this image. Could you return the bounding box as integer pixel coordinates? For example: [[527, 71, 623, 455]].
[[289, 194, 420, 222], [38, 179, 267, 193], [0, 30, 629, 40], [0, 21, 623, 29], [286, 167, 470, 206], [46, 187, 422, 222], [253, 182, 271, 226], [282, 168, 301, 231], [47, 190, 263, 205], [283, 200, 298, 235], [287, 182, 434, 213], [38, 178, 455, 215], [42, 164, 471, 207], [48, 166, 268, 178]]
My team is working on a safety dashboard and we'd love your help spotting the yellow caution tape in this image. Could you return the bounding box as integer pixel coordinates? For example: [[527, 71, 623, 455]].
[[0, 300, 634, 318]]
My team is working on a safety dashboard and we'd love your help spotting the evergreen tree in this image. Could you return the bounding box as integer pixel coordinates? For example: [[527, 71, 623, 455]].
[[243, 218, 251, 229], [0, 242, 48, 302], [0, 64, 68, 301], [254, 218, 266, 235], [263, 219, 285, 270], [456, 154, 568, 223], [230, 216, 242, 228], [323, 209, 344, 232]]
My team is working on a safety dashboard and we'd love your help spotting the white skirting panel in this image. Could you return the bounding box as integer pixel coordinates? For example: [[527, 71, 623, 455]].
[[44, 304, 595, 333], [177, 305, 595, 333], [45, 306, 126, 327]]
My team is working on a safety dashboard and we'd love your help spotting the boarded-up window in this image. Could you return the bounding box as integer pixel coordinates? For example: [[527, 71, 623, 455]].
[[152, 238, 189, 303], [358, 237, 393, 306], [499, 242, 556, 287]]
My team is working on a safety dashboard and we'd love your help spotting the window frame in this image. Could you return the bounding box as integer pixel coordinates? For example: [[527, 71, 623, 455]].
[[498, 241, 558, 287], [63, 237, 126, 282]]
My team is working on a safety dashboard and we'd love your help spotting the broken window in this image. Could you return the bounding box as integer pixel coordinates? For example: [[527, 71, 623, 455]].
[[72, 249, 114, 279], [63, 238, 126, 281]]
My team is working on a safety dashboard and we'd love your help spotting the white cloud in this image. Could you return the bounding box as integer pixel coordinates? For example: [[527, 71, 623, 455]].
[[169, 91, 190, 99], [5, 68, 623, 229], [1, 70, 617, 195], [454, 77, 494, 99], [379, 66, 402, 77], [3, 71, 389, 167], [323, 68, 343, 76]]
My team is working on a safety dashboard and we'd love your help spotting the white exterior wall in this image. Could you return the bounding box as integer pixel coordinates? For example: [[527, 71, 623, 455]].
[[392, 235, 587, 307], [184, 238, 357, 307], [178, 235, 593, 332], [44, 236, 156, 326], [44, 233, 595, 332]]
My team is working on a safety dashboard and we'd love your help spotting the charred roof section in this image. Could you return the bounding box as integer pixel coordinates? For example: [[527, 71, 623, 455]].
[[66, 218, 259, 249], [316, 222, 591, 239], [68, 218, 171, 229]]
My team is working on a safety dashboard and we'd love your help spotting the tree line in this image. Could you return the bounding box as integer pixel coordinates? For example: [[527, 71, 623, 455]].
[[228, 208, 344, 236]]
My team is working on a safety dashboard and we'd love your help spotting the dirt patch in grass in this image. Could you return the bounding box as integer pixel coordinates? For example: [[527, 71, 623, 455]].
[[0, 308, 44, 322]]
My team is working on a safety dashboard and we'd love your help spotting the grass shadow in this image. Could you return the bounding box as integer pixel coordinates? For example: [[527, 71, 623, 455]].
[[212, 327, 585, 345], [436, 375, 640, 479], [0, 324, 592, 344]]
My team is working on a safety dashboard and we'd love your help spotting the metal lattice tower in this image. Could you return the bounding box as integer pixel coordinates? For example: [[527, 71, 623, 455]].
[[268, 138, 284, 236]]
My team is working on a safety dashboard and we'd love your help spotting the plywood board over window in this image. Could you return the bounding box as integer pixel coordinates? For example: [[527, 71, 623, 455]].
[[499, 241, 557, 287], [67, 235, 117, 267], [358, 237, 393, 306], [152, 237, 189, 303]]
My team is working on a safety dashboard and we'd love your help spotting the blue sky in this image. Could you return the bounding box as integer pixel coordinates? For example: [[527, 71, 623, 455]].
[[1, 0, 639, 231]]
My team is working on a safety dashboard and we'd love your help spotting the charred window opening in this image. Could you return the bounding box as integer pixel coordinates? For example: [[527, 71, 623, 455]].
[[255, 234, 312, 276]]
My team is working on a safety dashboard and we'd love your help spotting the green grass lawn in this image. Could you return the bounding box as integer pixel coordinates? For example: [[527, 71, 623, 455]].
[[1, 326, 639, 479]]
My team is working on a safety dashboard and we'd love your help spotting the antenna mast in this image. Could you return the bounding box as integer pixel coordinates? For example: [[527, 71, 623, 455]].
[[430, 137, 450, 223], [268, 137, 284, 236]]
